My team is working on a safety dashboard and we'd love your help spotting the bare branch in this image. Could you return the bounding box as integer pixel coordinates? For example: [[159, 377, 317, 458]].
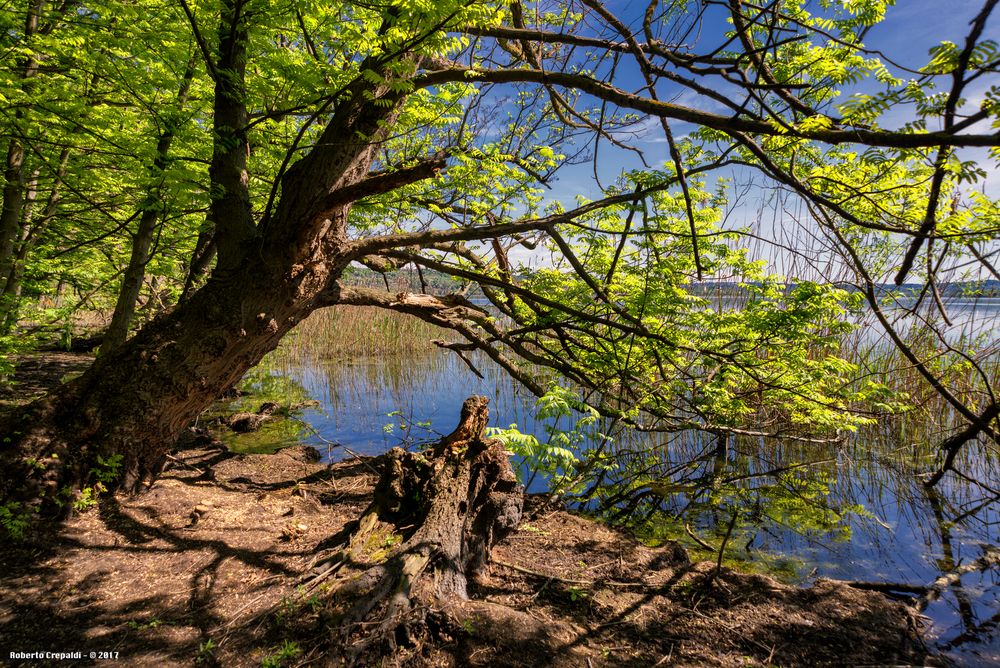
[[412, 66, 1000, 148]]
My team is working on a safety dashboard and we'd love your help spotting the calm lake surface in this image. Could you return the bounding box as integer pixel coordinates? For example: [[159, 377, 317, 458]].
[[212, 303, 1000, 666]]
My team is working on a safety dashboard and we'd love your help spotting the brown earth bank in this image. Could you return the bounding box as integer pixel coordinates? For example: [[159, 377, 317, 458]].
[[0, 356, 934, 667]]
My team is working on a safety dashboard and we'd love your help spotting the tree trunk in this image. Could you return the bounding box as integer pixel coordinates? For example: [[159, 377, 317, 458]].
[[0, 140, 27, 292], [0, 9, 418, 526], [304, 396, 595, 666], [0, 149, 70, 333], [0, 168, 37, 331], [0, 1, 44, 316], [97, 205, 163, 355], [0, 252, 345, 516]]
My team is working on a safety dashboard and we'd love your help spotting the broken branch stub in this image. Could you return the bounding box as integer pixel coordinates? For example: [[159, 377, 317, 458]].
[[371, 395, 523, 598], [314, 395, 526, 663]]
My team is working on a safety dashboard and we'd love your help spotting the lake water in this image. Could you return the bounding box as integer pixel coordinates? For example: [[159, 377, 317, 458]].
[[210, 310, 999, 666]]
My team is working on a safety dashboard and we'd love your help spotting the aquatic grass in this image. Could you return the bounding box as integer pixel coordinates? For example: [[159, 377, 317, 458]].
[[275, 306, 454, 360], [804, 294, 1000, 450], [215, 290, 998, 661]]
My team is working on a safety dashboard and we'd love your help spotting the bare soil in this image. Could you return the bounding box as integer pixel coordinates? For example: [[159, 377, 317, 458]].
[[0, 353, 93, 408], [0, 355, 935, 667]]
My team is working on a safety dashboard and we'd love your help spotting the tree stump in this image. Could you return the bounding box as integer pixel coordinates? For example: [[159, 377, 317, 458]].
[[308, 395, 546, 665], [222, 401, 281, 432]]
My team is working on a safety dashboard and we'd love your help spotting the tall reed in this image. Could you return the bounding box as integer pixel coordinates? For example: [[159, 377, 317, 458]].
[[275, 306, 453, 360]]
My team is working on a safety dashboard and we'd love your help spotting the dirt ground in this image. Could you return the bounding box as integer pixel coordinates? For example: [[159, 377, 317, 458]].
[[0, 356, 935, 667], [0, 352, 93, 409]]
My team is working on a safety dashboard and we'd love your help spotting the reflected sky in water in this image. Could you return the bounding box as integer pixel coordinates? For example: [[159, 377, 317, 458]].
[[213, 309, 999, 666], [278, 353, 544, 456]]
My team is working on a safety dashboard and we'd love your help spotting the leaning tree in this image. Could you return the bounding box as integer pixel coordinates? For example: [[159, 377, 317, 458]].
[[2, 0, 998, 658], [0, 0, 997, 534]]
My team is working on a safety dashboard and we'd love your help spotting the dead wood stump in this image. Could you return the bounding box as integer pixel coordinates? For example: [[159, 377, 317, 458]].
[[222, 401, 280, 432], [306, 396, 583, 665]]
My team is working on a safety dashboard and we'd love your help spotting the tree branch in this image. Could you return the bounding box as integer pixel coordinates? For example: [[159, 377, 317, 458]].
[[412, 66, 1000, 148]]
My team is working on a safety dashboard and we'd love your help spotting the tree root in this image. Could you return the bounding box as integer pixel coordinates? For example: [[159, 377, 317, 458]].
[[304, 396, 575, 666]]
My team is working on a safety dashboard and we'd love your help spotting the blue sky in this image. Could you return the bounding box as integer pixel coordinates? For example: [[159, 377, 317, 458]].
[[870, 0, 989, 65], [551, 0, 997, 190], [510, 0, 999, 279]]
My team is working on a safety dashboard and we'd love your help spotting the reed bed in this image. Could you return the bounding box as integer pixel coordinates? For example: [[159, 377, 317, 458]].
[[840, 305, 1000, 436], [275, 305, 453, 359]]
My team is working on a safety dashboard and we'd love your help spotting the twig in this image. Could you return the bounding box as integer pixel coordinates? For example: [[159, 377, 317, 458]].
[[494, 558, 592, 586], [286, 415, 380, 475], [165, 453, 206, 476], [493, 557, 658, 590], [684, 523, 714, 551], [652, 644, 674, 666], [702, 509, 738, 590]]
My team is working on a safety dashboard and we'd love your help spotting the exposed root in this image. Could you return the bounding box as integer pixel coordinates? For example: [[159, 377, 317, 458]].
[[306, 396, 536, 665]]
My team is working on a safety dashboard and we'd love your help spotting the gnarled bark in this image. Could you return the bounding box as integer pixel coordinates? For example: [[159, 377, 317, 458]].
[[0, 262, 330, 516], [0, 9, 414, 523], [302, 396, 589, 666]]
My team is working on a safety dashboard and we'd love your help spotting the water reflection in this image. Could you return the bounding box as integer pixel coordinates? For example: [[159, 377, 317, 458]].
[[212, 328, 998, 665], [213, 350, 545, 457]]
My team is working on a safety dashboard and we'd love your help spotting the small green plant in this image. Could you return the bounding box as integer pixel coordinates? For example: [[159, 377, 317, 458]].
[[518, 523, 549, 536], [567, 586, 589, 602], [127, 617, 163, 631], [384, 410, 436, 447], [24, 457, 46, 471], [0, 329, 32, 383], [72, 485, 101, 512], [303, 593, 321, 613], [58, 453, 127, 514], [195, 639, 217, 664], [0, 501, 31, 540], [261, 640, 301, 668], [60, 321, 72, 351], [292, 585, 323, 614], [274, 596, 297, 625], [91, 453, 124, 485]]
